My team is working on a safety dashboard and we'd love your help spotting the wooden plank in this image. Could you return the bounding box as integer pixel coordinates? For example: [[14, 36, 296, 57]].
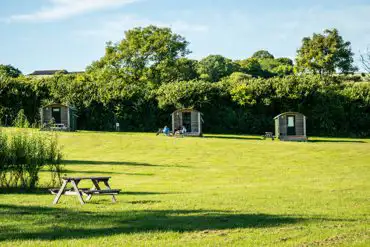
[[83, 190, 121, 195], [61, 176, 111, 181], [104, 180, 118, 202], [52, 180, 68, 205], [86, 179, 102, 201], [71, 180, 85, 205], [104, 181, 121, 202]]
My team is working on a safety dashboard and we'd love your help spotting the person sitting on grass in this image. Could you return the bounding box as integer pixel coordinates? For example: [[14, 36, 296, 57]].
[[163, 126, 170, 136], [180, 125, 187, 135]]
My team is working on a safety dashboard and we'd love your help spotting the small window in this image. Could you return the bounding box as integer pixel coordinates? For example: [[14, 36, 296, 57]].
[[288, 116, 295, 127], [53, 108, 60, 112]]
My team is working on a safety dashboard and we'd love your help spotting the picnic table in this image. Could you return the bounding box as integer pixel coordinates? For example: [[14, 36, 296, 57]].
[[262, 132, 275, 140], [50, 176, 121, 205]]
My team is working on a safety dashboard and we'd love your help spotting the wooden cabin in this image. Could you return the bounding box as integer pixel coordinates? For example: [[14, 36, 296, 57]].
[[40, 103, 77, 131], [171, 109, 203, 136], [274, 112, 307, 141]]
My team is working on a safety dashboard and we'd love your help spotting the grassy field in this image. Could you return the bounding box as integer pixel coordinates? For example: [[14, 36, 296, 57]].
[[0, 130, 369, 246]]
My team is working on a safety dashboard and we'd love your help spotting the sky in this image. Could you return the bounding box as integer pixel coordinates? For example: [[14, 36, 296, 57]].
[[0, 0, 369, 74]]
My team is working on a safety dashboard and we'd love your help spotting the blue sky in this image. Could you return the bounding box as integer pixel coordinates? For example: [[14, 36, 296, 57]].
[[0, 0, 369, 74]]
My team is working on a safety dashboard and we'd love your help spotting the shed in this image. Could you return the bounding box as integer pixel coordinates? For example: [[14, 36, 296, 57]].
[[171, 109, 203, 136], [274, 112, 307, 141], [40, 103, 77, 131]]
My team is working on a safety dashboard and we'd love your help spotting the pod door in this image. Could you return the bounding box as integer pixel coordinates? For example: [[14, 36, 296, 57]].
[[287, 115, 296, 135], [52, 107, 61, 124]]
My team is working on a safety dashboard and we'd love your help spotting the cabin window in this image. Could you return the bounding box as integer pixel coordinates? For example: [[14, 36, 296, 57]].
[[52, 108, 60, 112], [288, 116, 295, 127]]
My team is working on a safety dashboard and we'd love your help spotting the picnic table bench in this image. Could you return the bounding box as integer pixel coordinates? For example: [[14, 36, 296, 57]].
[[262, 132, 275, 140], [50, 176, 121, 205]]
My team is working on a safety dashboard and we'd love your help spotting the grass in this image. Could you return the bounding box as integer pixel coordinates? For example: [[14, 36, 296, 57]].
[[0, 130, 369, 246]]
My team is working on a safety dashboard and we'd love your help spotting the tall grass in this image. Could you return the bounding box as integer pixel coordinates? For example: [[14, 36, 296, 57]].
[[0, 129, 63, 189]]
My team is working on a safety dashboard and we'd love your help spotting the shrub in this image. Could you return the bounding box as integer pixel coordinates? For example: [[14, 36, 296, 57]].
[[0, 129, 63, 189], [13, 109, 30, 128]]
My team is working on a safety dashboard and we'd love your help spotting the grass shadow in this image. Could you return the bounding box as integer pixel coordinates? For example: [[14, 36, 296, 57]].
[[0, 204, 306, 241], [62, 160, 189, 168], [62, 160, 161, 167], [0, 188, 50, 195], [121, 191, 181, 195], [127, 200, 161, 204], [203, 135, 262, 141], [308, 139, 366, 143], [60, 169, 154, 176]]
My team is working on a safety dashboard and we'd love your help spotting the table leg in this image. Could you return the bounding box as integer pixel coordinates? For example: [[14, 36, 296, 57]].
[[71, 180, 85, 205], [53, 180, 68, 205], [104, 181, 117, 203], [86, 180, 101, 201]]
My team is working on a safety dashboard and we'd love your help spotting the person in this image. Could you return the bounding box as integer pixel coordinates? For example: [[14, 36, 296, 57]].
[[162, 126, 170, 136]]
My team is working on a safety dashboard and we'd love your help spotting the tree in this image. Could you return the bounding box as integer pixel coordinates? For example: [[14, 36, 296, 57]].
[[296, 28, 357, 75], [172, 58, 199, 81], [0, 64, 22, 78], [197, 55, 239, 82], [276, 57, 293, 66], [237, 58, 265, 77], [252, 50, 274, 59], [360, 46, 370, 73], [86, 25, 190, 86]]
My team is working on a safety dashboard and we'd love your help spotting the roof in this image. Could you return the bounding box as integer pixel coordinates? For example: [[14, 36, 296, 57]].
[[42, 103, 76, 110], [28, 70, 68, 76], [68, 71, 84, 74], [274, 112, 306, 119], [171, 108, 201, 114]]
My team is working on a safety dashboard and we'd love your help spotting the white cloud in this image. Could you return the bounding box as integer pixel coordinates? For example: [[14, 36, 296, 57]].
[[9, 0, 138, 22], [78, 15, 209, 41]]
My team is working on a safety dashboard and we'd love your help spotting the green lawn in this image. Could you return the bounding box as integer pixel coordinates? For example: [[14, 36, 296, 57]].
[[0, 131, 369, 246]]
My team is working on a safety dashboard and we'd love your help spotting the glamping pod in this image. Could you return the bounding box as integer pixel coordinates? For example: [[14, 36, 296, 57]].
[[274, 112, 307, 141], [171, 109, 203, 136], [40, 103, 77, 131]]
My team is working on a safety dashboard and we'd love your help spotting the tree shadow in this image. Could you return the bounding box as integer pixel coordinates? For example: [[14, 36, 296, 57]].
[[203, 135, 262, 141], [308, 139, 366, 143], [0, 188, 49, 195], [0, 189, 175, 195], [127, 200, 161, 204], [60, 169, 154, 176], [121, 191, 181, 195], [62, 160, 161, 167], [62, 160, 189, 168], [0, 204, 307, 241]]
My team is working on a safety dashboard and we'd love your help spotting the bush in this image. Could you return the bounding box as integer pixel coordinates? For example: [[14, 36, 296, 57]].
[[13, 109, 30, 128], [0, 129, 63, 189]]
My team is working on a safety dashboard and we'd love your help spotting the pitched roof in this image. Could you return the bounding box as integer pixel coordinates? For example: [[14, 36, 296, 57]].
[[28, 70, 68, 76], [273, 112, 306, 119]]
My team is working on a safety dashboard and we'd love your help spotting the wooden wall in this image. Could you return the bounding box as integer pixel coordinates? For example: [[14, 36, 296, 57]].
[[41, 104, 69, 128], [275, 113, 307, 141]]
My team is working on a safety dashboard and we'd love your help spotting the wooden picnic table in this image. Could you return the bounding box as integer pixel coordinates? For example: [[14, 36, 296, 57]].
[[50, 176, 121, 205]]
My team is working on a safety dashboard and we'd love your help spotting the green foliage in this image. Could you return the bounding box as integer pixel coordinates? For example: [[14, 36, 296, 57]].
[[197, 55, 239, 82], [237, 56, 294, 78], [13, 109, 30, 128], [252, 50, 275, 59], [0, 129, 63, 189], [87, 25, 190, 86], [0, 64, 22, 78], [156, 80, 221, 109], [0, 26, 368, 137], [237, 58, 265, 77], [296, 29, 357, 75], [0, 77, 40, 126]]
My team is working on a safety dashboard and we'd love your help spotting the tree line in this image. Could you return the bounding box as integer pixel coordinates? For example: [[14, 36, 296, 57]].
[[1, 26, 369, 136]]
